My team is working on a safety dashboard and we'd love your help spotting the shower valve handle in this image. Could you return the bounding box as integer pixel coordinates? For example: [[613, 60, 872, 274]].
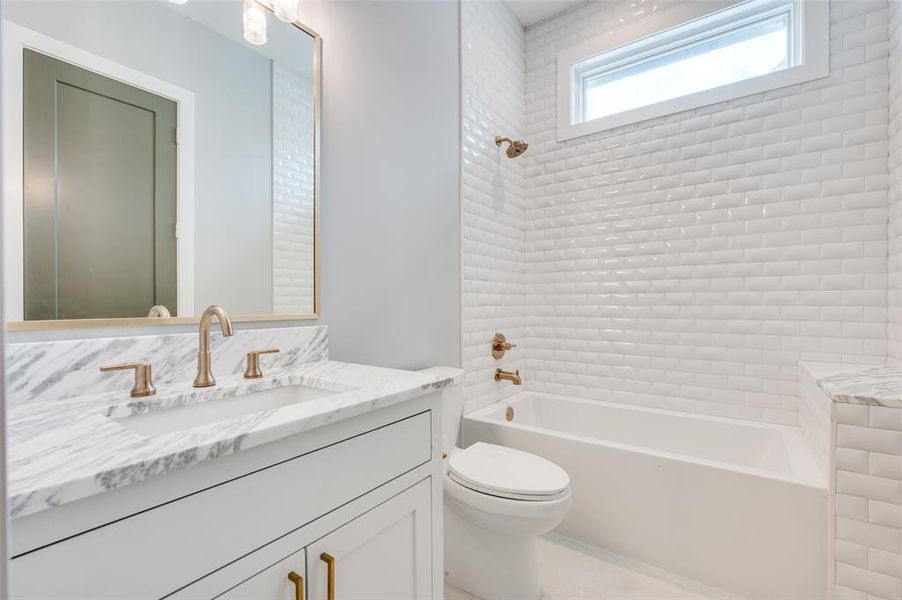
[[491, 333, 517, 359]]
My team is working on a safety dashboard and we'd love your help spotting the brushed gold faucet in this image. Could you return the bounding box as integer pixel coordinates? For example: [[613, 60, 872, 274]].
[[244, 348, 280, 379], [100, 362, 156, 397], [495, 368, 522, 385], [193, 305, 234, 388]]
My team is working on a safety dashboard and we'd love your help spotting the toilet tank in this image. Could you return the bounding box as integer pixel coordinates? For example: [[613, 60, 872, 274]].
[[419, 367, 463, 453]]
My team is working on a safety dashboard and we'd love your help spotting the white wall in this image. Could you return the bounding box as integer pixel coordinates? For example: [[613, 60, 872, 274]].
[[519, 0, 889, 425], [301, 0, 461, 369], [6, 0, 463, 371], [888, 1, 902, 366], [461, 1, 526, 412]]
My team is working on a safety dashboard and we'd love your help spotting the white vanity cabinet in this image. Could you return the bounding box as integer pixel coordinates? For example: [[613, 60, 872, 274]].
[[9, 394, 443, 600], [176, 479, 432, 600], [305, 479, 432, 600]]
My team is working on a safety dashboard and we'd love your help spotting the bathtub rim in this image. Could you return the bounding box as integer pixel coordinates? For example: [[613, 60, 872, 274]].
[[464, 391, 828, 491]]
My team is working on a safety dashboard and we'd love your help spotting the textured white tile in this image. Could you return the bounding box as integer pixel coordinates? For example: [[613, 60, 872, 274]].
[[837, 424, 902, 455], [871, 405, 902, 431], [835, 561, 901, 600], [838, 493, 871, 521], [869, 498, 902, 533], [836, 539, 870, 569], [461, 1, 527, 413], [836, 470, 902, 506], [836, 516, 902, 554], [837, 448, 870, 475], [833, 393, 902, 599], [889, 0, 902, 367], [272, 63, 315, 314], [868, 547, 902, 579], [870, 452, 902, 482], [465, 6, 899, 598], [518, 0, 888, 426]]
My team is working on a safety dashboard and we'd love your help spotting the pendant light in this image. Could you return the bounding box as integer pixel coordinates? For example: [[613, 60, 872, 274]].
[[272, 0, 298, 23], [243, 0, 268, 45]]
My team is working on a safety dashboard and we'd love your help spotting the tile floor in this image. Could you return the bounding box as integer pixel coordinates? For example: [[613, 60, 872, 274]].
[[445, 534, 734, 600]]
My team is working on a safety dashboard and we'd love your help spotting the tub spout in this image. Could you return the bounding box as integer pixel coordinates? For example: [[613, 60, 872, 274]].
[[495, 368, 522, 385]]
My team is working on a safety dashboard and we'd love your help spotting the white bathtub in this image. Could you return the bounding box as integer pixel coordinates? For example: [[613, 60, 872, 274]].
[[462, 392, 830, 599]]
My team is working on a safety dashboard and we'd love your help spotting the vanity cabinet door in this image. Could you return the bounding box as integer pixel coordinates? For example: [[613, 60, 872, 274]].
[[217, 550, 306, 600], [306, 479, 431, 600]]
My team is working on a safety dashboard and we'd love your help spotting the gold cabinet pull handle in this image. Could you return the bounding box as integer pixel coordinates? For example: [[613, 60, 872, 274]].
[[99, 362, 156, 398], [320, 553, 335, 600], [287, 571, 304, 600], [243, 348, 281, 379]]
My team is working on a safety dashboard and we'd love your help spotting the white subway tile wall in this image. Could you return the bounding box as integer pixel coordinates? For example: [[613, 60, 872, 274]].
[[799, 364, 834, 480], [521, 0, 889, 425], [889, 1, 902, 366], [834, 402, 902, 599], [461, 1, 902, 597], [273, 62, 316, 314], [461, 1, 527, 412]]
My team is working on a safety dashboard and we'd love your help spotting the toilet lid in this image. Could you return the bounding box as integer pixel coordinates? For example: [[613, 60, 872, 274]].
[[448, 442, 570, 501]]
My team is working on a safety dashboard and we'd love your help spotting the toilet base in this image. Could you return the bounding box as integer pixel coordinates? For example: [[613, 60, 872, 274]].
[[444, 502, 541, 600]]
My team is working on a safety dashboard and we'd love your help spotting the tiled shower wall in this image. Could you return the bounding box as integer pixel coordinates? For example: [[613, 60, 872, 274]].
[[833, 399, 902, 599], [888, 1, 902, 366], [460, 1, 526, 413], [520, 0, 889, 425], [273, 62, 315, 314]]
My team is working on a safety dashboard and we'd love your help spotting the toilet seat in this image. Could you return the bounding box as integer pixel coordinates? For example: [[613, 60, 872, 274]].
[[448, 442, 570, 501]]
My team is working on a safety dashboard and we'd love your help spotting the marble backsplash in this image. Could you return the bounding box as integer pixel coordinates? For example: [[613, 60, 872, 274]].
[[6, 325, 328, 407]]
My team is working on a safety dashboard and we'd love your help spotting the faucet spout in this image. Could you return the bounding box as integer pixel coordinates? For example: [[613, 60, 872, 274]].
[[193, 305, 234, 388], [495, 368, 522, 385]]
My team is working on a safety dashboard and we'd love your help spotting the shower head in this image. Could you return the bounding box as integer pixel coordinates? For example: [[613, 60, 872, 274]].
[[495, 136, 528, 158]]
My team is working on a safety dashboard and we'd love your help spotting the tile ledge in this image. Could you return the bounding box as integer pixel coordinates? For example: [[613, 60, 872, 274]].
[[800, 362, 902, 409]]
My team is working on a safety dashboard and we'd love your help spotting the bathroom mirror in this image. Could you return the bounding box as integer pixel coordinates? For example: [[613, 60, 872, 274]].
[[2, 0, 320, 329]]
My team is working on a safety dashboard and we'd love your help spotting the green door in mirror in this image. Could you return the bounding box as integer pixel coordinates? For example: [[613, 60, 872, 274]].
[[23, 49, 177, 320]]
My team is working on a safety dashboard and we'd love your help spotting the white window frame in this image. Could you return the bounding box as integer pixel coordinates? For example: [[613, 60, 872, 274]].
[[556, 0, 829, 141]]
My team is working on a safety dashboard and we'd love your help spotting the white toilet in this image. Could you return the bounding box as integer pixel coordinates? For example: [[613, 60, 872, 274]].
[[439, 378, 572, 600]]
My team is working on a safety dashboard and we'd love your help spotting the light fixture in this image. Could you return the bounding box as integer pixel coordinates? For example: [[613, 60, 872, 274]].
[[243, 0, 268, 45], [272, 0, 298, 23], [168, 0, 188, 4]]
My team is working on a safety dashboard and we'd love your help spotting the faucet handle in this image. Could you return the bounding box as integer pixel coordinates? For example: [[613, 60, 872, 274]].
[[100, 362, 156, 398], [491, 332, 517, 359], [244, 348, 280, 379]]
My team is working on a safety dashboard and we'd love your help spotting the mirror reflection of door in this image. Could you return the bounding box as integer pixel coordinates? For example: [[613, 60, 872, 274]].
[[23, 49, 177, 320]]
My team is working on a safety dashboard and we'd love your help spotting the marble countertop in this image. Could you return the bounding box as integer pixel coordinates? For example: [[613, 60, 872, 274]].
[[8, 361, 464, 519], [802, 362, 902, 409]]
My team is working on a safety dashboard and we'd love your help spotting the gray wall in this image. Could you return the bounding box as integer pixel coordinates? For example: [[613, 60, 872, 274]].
[[305, 0, 462, 369], [7, 0, 462, 371], [5, 1, 275, 315]]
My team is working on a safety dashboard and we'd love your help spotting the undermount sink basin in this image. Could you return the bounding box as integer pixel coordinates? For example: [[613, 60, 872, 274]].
[[113, 384, 338, 437]]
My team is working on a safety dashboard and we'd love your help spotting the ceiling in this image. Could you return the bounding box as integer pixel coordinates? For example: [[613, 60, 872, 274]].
[[504, 0, 587, 27]]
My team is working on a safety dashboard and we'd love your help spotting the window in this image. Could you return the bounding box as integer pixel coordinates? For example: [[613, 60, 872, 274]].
[[557, 0, 829, 141]]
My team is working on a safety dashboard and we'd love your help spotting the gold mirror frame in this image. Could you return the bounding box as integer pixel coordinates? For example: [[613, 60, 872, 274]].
[[8, 10, 322, 332]]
